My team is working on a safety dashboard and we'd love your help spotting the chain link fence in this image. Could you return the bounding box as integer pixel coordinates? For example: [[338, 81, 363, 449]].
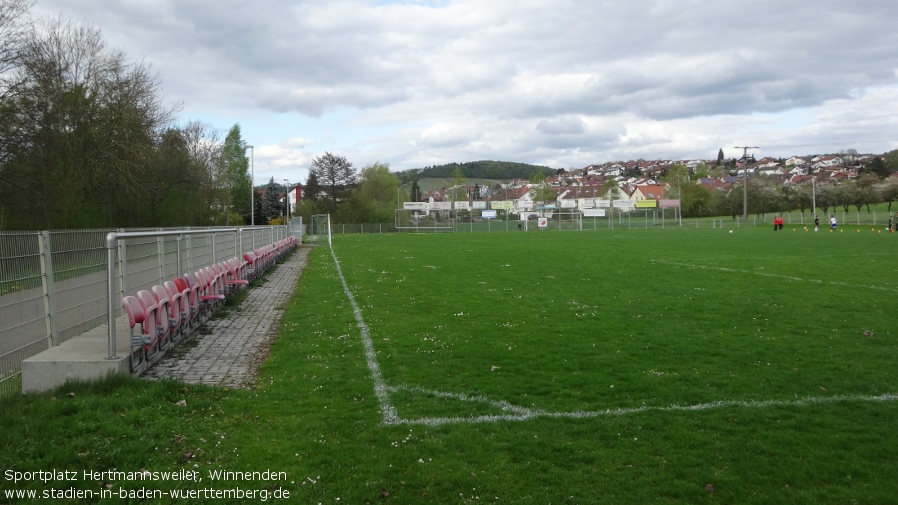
[[326, 209, 898, 235]]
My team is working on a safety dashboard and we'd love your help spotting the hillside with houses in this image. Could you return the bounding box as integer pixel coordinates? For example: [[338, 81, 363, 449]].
[[412, 151, 898, 218]]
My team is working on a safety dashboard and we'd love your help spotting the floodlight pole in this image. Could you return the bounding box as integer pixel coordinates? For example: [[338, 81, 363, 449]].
[[735, 146, 759, 220], [246, 145, 254, 226], [284, 179, 290, 220]]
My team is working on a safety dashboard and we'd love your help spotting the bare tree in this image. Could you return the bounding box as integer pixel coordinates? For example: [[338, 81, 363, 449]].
[[1, 14, 178, 228], [181, 119, 222, 214], [308, 152, 357, 215], [840, 149, 859, 170], [0, 0, 32, 186], [0, 0, 31, 99]]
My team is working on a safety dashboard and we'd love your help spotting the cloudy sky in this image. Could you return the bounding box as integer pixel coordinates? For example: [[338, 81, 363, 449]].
[[31, 0, 898, 185]]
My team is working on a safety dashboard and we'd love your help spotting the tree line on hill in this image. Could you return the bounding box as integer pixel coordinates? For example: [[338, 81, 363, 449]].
[[395, 160, 554, 184]]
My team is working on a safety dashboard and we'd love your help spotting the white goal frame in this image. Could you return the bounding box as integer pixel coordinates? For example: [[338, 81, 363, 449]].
[[394, 209, 453, 232], [309, 214, 332, 247]]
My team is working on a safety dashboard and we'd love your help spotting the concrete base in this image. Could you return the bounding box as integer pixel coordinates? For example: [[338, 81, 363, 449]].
[[21, 317, 133, 394]]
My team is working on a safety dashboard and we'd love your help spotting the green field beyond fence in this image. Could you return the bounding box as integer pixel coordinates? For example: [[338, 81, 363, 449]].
[[2, 228, 898, 504]]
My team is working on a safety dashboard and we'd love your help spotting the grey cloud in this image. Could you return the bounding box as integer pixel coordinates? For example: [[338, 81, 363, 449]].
[[29, 0, 898, 172], [536, 116, 586, 135]]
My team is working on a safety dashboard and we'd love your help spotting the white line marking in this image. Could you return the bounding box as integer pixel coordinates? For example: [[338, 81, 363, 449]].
[[390, 393, 898, 427], [651, 259, 898, 292], [328, 246, 399, 424], [328, 248, 898, 426]]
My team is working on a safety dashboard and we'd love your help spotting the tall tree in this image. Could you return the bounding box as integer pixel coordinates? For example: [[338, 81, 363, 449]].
[[528, 171, 553, 202], [450, 167, 466, 203], [876, 176, 898, 212], [260, 176, 284, 223], [308, 152, 356, 215], [1, 14, 175, 228], [181, 119, 221, 219], [409, 178, 421, 202], [863, 156, 889, 178], [150, 127, 211, 225], [0, 0, 30, 101], [217, 124, 250, 224], [850, 173, 880, 212], [883, 149, 898, 175], [0, 0, 32, 216], [660, 163, 690, 197], [351, 162, 400, 223]]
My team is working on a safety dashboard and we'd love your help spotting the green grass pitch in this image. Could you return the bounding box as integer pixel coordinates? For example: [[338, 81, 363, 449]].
[[2, 226, 898, 504]]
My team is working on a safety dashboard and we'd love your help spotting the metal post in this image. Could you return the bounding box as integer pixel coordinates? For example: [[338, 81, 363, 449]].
[[106, 232, 119, 359], [735, 146, 759, 220], [156, 234, 165, 285], [38, 231, 60, 348], [117, 232, 126, 306], [247, 145, 255, 226], [176, 235, 183, 277]]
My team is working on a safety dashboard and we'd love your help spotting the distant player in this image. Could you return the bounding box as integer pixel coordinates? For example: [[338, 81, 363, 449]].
[[814, 215, 819, 232], [830, 215, 837, 231]]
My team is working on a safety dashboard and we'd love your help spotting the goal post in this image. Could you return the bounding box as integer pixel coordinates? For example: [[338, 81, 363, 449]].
[[309, 214, 332, 247], [394, 208, 453, 232]]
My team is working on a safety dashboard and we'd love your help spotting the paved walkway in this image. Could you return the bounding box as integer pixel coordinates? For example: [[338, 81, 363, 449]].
[[144, 246, 311, 388]]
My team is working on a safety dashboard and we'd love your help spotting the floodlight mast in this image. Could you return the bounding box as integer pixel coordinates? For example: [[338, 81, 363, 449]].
[[734, 146, 759, 220], [246, 145, 254, 226]]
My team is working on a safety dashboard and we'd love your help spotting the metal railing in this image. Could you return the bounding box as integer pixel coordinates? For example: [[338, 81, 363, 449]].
[[0, 226, 290, 399]]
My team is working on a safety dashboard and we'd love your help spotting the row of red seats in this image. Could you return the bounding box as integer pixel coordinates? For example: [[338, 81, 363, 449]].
[[121, 237, 298, 373]]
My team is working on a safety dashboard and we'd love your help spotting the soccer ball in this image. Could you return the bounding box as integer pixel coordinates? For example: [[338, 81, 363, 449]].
[[729, 230, 733, 234]]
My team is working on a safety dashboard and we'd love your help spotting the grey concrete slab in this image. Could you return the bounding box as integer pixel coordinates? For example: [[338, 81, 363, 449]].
[[21, 318, 132, 393]]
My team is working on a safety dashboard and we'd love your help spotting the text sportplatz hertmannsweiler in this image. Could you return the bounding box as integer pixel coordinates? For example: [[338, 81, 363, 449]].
[[5, 468, 288, 484]]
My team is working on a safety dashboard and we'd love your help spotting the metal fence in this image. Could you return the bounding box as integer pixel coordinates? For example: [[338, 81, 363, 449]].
[[0, 226, 291, 399], [330, 209, 898, 234]]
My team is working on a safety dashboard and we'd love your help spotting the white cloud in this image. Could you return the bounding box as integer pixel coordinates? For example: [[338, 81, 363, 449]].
[[29, 0, 898, 179]]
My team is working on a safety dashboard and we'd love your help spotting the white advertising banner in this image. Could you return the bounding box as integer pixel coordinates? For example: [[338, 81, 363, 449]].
[[472, 201, 487, 210], [613, 199, 634, 208], [583, 209, 606, 217], [560, 199, 577, 209], [431, 202, 452, 210], [454, 201, 470, 210], [403, 202, 428, 210]]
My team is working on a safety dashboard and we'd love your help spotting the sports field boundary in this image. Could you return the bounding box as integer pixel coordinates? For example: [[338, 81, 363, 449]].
[[328, 246, 898, 427]]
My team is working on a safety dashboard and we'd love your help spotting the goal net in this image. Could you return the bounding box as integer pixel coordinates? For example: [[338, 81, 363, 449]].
[[308, 214, 332, 247], [394, 208, 453, 232]]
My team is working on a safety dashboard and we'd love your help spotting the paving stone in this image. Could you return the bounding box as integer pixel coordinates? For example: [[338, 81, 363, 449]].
[[143, 246, 310, 388]]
